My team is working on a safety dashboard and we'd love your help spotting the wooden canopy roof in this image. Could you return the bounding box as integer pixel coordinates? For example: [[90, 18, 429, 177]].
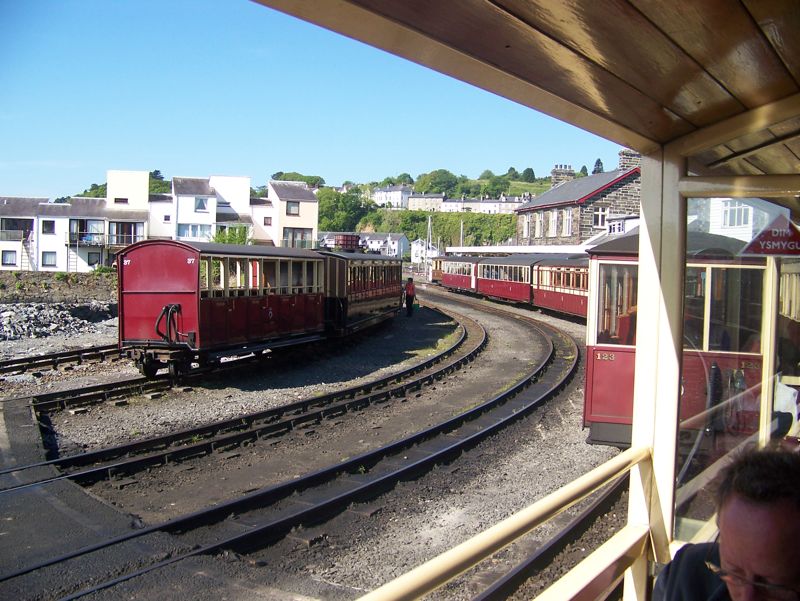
[[255, 0, 799, 212]]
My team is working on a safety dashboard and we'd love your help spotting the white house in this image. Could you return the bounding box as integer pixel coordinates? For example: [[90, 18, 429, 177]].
[[372, 184, 412, 209], [360, 232, 410, 258], [408, 193, 445, 212], [0, 170, 321, 272], [410, 238, 439, 264], [0, 196, 147, 272]]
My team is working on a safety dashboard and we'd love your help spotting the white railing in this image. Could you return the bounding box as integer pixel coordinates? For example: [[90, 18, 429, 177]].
[[358, 447, 654, 601]]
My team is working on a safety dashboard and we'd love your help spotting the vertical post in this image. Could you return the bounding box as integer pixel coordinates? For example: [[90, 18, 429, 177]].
[[624, 147, 685, 600]]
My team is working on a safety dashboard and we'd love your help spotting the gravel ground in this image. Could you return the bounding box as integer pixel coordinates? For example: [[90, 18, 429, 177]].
[[2, 292, 623, 599]]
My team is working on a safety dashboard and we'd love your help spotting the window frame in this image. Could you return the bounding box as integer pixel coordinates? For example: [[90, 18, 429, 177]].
[[41, 220, 56, 235], [286, 201, 300, 216], [2, 250, 17, 266], [41, 251, 57, 267]]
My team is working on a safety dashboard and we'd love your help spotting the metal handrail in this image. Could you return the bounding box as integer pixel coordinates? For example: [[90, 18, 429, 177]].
[[358, 446, 652, 601]]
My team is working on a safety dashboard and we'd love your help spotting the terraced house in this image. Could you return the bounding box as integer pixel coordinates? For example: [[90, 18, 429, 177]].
[[515, 149, 641, 245], [0, 170, 319, 272]]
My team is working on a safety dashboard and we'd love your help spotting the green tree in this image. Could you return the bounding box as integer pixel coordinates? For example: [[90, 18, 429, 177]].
[[357, 209, 515, 248], [480, 175, 510, 198], [592, 159, 604, 174], [271, 171, 325, 187], [479, 169, 495, 179], [521, 167, 535, 182], [213, 225, 250, 245], [317, 188, 374, 231], [396, 173, 413, 185], [77, 182, 107, 197], [414, 169, 458, 195], [454, 177, 481, 198], [149, 171, 170, 193], [506, 167, 519, 180], [578, 165, 589, 178]]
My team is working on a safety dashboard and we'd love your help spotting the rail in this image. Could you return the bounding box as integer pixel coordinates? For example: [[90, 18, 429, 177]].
[[358, 446, 653, 601]]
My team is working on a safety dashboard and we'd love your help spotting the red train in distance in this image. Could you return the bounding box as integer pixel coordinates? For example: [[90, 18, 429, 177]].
[[117, 240, 403, 378], [438, 253, 589, 318]]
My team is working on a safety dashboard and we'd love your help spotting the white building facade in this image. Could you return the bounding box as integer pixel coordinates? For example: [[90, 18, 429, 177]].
[[0, 170, 320, 272]]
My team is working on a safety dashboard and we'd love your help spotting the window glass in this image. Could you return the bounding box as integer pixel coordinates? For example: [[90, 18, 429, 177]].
[[2, 250, 16, 266], [88, 252, 101, 266], [42, 251, 57, 267], [286, 201, 300, 216], [674, 197, 788, 543], [42, 220, 55, 234], [195, 197, 207, 212], [279, 261, 289, 293], [291, 262, 303, 293], [595, 262, 638, 346]]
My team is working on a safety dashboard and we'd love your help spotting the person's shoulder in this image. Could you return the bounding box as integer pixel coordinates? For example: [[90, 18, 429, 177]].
[[654, 543, 726, 601]]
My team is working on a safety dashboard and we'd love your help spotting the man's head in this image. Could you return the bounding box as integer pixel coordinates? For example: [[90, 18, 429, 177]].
[[715, 448, 800, 600], [408, 277, 413, 282]]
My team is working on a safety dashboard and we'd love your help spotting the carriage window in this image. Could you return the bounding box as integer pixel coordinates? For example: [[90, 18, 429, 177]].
[[306, 262, 314, 292], [199, 258, 210, 296], [279, 261, 289, 294], [210, 258, 224, 296], [709, 267, 763, 353], [263, 261, 276, 293], [596, 263, 638, 346], [291, 262, 304, 293], [227, 258, 248, 295]]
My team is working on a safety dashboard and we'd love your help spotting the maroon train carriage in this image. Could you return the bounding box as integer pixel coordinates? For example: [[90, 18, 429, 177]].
[[583, 230, 766, 448], [317, 250, 403, 335], [118, 241, 404, 378], [118, 240, 329, 377], [476, 254, 545, 304], [427, 255, 445, 284], [532, 254, 589, 317], [440, 256, 481, 293]]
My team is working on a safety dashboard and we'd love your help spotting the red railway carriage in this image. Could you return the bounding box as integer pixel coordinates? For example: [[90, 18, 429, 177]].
[[427, 256, 444, 284], [318, 251, 403, 335], [119, 241, 327, 377], [476, 254, 544, 304], [532, 255, 589, 317], [440, 256, 481, 292], [583, 230, 765, 447]]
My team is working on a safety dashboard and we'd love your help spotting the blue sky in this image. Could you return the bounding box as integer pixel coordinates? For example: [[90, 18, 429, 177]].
[[1, 0, 623, 199]]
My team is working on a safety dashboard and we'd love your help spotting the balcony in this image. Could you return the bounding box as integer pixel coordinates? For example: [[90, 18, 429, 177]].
[[67, 232, 106, 246], [65, 232, 146, 247], [0, 229, 28, 242]]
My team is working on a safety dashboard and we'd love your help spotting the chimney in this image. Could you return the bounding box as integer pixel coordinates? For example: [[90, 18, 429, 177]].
[[550, 164, 575, 188], [618, 148, 641, 171]]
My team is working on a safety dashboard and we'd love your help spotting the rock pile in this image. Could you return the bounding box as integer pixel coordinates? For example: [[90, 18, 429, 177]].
[[0, 302, 117, 340]]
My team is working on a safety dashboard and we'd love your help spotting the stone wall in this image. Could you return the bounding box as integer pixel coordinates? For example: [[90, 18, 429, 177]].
[[0, 271, 117, 304]]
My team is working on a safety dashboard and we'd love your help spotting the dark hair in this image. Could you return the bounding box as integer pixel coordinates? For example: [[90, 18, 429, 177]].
[[715, 447, 800, 510]]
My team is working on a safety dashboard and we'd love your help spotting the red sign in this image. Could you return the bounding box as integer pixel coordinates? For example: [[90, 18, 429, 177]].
[[742, 215, 800, 255]]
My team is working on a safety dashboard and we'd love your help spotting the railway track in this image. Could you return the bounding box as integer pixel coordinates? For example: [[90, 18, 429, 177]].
[[0, 344, 120, 375], [0, 301, 581, 599], [1, 306, 483, 493]]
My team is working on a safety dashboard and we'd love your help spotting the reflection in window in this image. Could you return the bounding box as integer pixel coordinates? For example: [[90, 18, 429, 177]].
[[596, 263, 637, 345]]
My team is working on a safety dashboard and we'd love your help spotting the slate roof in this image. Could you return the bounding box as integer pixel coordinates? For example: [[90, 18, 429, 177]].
[[215, 206, 252, 224], [374, 184, 412, 193], [148, 193, 173, 203], [0, 197, 50, 216], [516, 168, 639, 212], [0, 197, 149, 221], [173, 177, 214, 196], [270, 182, 318, 202]]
